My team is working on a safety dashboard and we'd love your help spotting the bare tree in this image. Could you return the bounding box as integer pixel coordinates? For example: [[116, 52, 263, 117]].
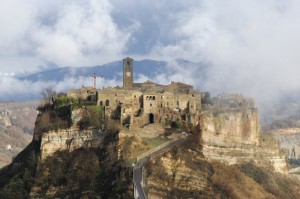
[[40, 87, 56, 105]]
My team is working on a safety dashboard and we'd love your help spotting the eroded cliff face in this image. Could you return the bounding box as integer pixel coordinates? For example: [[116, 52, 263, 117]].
[[26, 107, 134, 199], [200, 108, 287, 173], [201, 109, 260, 147], [39, 128, 106, 159], [146, 143, 300, 199], [270, 128, 300, 160]]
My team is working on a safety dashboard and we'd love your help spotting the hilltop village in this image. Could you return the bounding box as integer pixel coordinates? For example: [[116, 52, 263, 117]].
[[68, 57, 258, 146]]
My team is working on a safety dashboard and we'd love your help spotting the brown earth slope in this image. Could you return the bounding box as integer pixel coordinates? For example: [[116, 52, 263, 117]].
[[0, 101, 37, 168]]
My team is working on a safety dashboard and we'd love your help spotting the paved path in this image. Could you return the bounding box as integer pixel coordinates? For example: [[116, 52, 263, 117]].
[[133, 164, 146, 199], [133, 137, 186, 199]]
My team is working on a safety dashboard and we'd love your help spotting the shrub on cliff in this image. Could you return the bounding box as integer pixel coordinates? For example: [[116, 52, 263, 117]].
[[54, 94, 82, 110], [77, 106, 106, 130], [240, 162, 300, 198], [37, 111, 70, 132]]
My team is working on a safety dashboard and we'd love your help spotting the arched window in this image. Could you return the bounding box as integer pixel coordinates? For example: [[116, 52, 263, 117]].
[[105, 100, 109, 106], [100, 101, 103, 106], [153, 96, 156, 100]]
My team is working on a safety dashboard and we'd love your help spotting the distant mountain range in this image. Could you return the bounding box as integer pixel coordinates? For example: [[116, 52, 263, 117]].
[[19, 59, 207, 83], [3, 59, 207, 101]]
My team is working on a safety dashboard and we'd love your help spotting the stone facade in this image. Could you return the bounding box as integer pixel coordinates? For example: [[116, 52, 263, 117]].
[[93, 57, 202, 129], [123, 57, 134, 89], [68, 86, 97, 101]]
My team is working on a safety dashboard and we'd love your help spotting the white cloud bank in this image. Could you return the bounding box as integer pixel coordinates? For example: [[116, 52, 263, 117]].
[[0, 0, 133, 73], [1, 0, 300, 118], [147, 0, 300, 106]]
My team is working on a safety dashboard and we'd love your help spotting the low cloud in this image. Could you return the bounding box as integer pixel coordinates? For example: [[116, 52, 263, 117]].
[[0, 76, 121, 101], [1, 0, 300, 121], [149, 0, 300, 109]]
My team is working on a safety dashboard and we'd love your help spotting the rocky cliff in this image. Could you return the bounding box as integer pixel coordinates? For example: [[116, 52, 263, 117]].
[[29, 114, 133, 199], [0, 94, 298, 198], [270, 128, 300, 160], [200, 95, 287, 173], [201, 109, 260, 147], [146, 142, 300, 199], [39, 128, 107, 159]]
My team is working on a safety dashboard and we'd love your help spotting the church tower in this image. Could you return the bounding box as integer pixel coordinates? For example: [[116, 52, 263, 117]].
[[123, 57, 134, 89]]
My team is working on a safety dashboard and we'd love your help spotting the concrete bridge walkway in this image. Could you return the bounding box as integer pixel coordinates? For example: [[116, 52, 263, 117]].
[[133, 136, 187, 199]]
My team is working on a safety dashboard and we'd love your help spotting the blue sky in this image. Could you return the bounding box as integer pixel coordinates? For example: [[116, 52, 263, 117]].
[[1, 0, 300, 108]]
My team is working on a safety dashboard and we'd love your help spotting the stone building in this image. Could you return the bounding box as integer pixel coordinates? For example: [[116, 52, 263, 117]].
[[67, 57, 260, 146], [96, 57, 202, 129]]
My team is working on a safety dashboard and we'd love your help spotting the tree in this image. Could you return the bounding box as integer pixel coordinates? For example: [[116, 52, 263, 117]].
[[40, 87, 56, 105]]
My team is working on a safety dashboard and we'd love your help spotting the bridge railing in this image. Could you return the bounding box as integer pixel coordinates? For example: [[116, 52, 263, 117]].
[[136, 137, 181, 162]]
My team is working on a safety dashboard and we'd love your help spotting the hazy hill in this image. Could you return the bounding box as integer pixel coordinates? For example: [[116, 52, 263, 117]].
[[0, 101, 38, 168], [19, 59, 207, 85]]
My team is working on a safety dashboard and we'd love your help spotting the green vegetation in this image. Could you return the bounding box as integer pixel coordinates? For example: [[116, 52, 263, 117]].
[[77, 105, 106, 130], [54, 94, 82, 110], [171, 120, 183, 129]]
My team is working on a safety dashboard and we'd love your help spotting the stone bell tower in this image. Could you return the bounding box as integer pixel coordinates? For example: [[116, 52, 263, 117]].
[[123, 57, 134, 89]]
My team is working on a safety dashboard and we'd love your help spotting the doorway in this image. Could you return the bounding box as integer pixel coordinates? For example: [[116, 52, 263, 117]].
[[149, 113, 154, 124]]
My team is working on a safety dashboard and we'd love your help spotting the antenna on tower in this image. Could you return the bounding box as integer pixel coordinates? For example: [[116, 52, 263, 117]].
[[77, 73, 104, 89]]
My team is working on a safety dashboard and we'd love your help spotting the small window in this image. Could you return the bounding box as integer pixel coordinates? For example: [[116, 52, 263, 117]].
[[105, 100, 109, 106], [153, 96, 156, 100], [134, 95, 136, 98], [150, 103, 152, 107]]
